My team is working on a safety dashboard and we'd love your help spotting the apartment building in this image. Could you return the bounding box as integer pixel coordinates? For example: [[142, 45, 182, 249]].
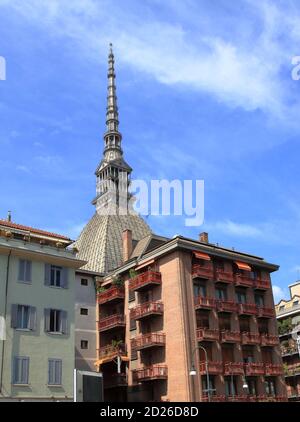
[[276, 281, 300, 401], [0, 218, 85, 401], [95, 230, 287, 402]]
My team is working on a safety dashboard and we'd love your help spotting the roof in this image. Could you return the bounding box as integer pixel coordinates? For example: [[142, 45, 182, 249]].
[[74, 212, 151, 273], [0, 219, 72, 241], [130, 234, 170, 259]]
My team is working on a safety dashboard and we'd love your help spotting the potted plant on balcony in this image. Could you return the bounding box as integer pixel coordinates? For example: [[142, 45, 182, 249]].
[[112, 274, 124, 288], [129, 269, 138, 279]]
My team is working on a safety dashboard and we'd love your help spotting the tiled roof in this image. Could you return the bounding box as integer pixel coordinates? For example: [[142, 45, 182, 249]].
[[74, 213, 151, 274], [0, 219, 71, 241]]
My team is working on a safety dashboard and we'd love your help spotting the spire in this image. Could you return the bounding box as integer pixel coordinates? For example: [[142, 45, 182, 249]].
[[103, 43, 123, 161]]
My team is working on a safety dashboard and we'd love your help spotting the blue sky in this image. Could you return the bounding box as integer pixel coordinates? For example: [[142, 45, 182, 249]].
[[1, 0, 300, 301]]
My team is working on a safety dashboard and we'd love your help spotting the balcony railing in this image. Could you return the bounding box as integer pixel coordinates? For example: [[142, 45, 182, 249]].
[[254, 278, 271, 290], [260, 334, 279, 347], [241, 332, 261, 345], [201, 395, 226, 402], [98, 314, 125, 332], [197, 328, 219, 342], [281, 345, 299, 356], [131, 333, 166, 351], [99, 343, 126, 359], [227, 395, 249, 402], [224, 362, 244, 375], [194, 296, 216, 310], [97, 286, 125, 305], [220, 330, 241, 343], [244, 362, 265, 376], [215, 269, 234, 284], [284, 366, 300, 377], [130, 301, 164, 320], [129, 271, 162, 291], [132, 365, 168, 382], [235, 273, 253, 287], [238, 303, 258, 316], [199, 361, 223, 375], [257, 306, 275, 318], [217, 300, 238, 313], [192, 264, 214, 280], [265, 363, 284, 376]]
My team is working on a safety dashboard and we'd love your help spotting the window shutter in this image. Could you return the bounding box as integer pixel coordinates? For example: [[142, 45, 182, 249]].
[[29, 307, 36, 331], [25, 261, 32, 283], [22, 357, 29, 384], [18, 260, 25, 281], [48, 359, 54, 384], [55, 360, 62, 385], [61, 267, 68, 289], [44, 264, 51, 286], [61, 311, 67, 334], [11, 304, 18, 328], [12, 357, 18, 383], [44, 309, 51, 332]]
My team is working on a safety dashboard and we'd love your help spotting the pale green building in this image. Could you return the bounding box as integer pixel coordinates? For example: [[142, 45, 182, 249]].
[[0, 218, 85, 401]]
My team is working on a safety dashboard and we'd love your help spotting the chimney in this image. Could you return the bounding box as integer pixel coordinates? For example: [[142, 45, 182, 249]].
[[122, 229, 132, 262], [199, 232, 208, 243], [7, 211, 11, 222]]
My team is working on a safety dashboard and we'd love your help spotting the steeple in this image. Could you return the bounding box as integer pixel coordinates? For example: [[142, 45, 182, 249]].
[[93, 44, 132, 213]]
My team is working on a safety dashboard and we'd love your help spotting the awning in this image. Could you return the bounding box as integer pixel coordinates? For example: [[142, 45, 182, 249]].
[[235, 261, 251, 271], [193, 251, 211, 261], [135, 259, 155, 271], [94, 354, 129, 367]]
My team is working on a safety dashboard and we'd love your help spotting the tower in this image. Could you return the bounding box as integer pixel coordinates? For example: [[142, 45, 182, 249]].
[[75, 45, 151, 274], [93, 44, 132, 215]]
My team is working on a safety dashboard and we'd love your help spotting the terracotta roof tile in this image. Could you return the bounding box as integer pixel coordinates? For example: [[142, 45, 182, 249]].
[[0, 219, 71, 241]]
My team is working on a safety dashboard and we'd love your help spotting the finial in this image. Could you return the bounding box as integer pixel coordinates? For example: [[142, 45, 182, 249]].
[[7, 210, 11, 222], [109, 43, 113, 54]]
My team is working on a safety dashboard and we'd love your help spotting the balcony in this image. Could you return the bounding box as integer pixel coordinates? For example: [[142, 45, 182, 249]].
[[132, 365, 168, 382], [192, 263, 214, 280], [261, 334, 279, 347], [254, 278, 271, 290], [265, 363, 284, 376], [97, 286, 125, 305], [103, 374, 127, 389], [130, 301, 164, 321], [238, 303, 258, 316], [244, 362, 265, 376], [199, 361, 223, 375], [241, 332, 261, 345], [257, 306, 275, 318], [284, 366, 300, 377], [227, 395, 249, 402], [281, 345, 298, 357], [220, 330, 241, 343], [201, 395, 226, 402], [99, 343, 126, 360], [98, 314, 125, 332], [131, 333, 166, 351], [129, 271, 162, 291], [197, 328, 219, 342], [217, 300, 238, 313], [215, 269, 234, 284], [235, 273, 253, 287], [224, 362, 244, 375], [194, 296, 216, 310]]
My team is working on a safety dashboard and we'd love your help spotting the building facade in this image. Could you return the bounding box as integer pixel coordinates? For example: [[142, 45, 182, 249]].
[[0, 218, 84, 401], [96, 231, 287, 402], [276, 281, 300, 401]]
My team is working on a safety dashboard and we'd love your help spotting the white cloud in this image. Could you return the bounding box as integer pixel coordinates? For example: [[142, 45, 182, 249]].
[[2, 0, 300, 124], [272, 284, 288, 303], [205, 220, 264, 238], [16, 165, 31, 174]]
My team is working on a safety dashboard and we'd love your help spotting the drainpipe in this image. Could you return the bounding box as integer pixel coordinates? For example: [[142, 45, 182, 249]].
[[0, 250, 12, 393]]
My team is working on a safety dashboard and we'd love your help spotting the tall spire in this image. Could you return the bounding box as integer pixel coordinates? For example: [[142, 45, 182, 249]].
[[103, 43, 123, 162]]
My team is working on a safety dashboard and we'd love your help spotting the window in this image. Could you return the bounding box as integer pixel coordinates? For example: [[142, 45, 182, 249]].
[[258, 319, 269, 335], [81, 340, 88, 350], [214, 260, 225, 271], [18, 259, 32, 283], [265, 378, 276, 396], [293, 301, 299, 307], [215, 288, 227, 301], [225, 376, 237, 397], [279, 305, 285, 311], [11, 304, 36, 330], [48, 359, 62, 386], [196, 310, 209, 328], [236, 290, 247, 304], [45, 264, 68, 288], [81, 278, 88, 286], [247, 378, 257, 396], [193, 281, 206, 297], [239, 316, 251, 332], [131, 349, 138, 361], [80, 308, 88, 316], [255, 294, 264, 307], [130, 318, 137, 331], [128, 289, 135, 302], [219, 313, 231, 330], [201, 375, 215, 396], [13, 357, 29, 385], [45, 309, 67, 334]]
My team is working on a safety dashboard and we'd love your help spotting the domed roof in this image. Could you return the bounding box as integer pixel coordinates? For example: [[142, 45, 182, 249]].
[[74, 213, 151, 274]]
